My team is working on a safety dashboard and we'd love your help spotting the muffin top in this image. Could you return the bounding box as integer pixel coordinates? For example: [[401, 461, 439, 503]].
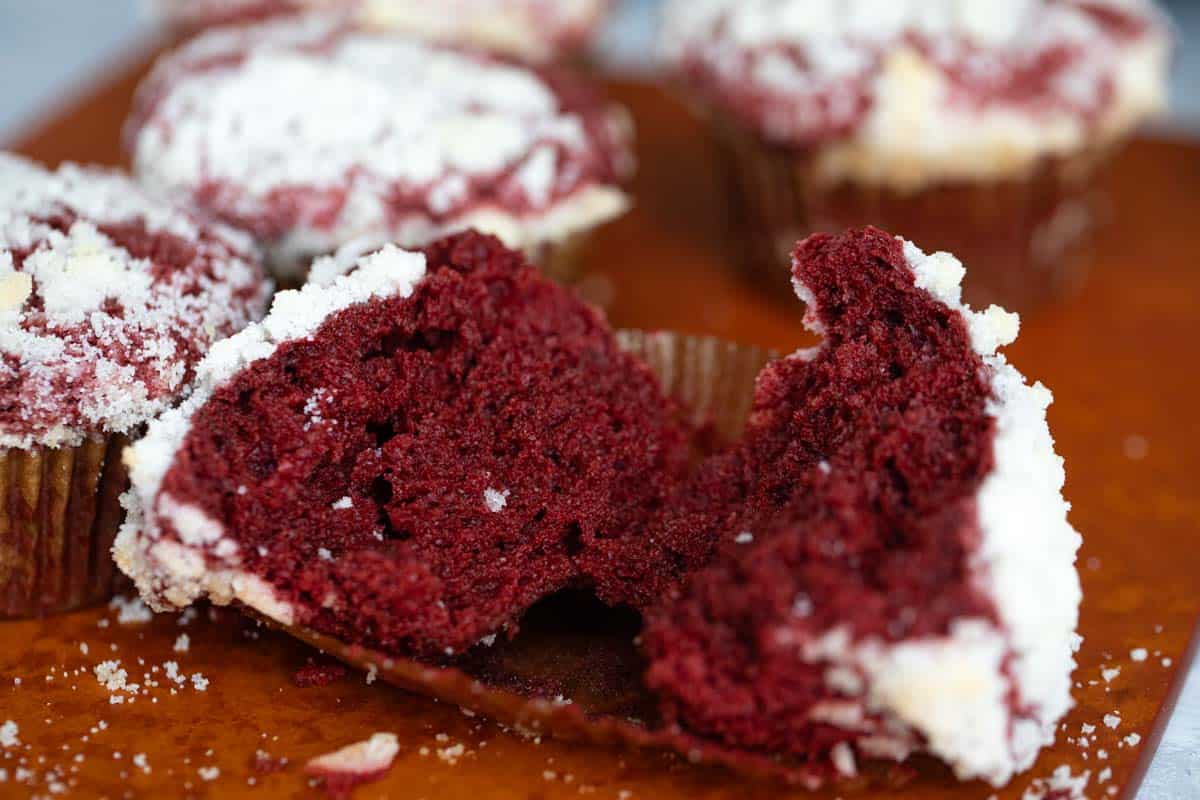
[[127, 15, 632, 274], [662, 0, 1170, 189], [0, 153, 269, 451], [154, 0, 612, 62]]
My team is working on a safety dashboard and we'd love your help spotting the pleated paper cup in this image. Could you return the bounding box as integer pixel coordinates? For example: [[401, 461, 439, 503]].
[[0, 434, 129, 618], [716, 125, 1103, 313]]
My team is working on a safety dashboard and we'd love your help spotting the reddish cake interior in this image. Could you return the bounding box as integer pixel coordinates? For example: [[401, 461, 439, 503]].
[[156, 232, 690, 658], [642, 228, 1001, 763]]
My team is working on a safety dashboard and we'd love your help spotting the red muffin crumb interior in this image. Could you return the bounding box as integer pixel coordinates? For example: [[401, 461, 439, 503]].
[[644, 228, 1001, 760], [156, 232, 689, 658]]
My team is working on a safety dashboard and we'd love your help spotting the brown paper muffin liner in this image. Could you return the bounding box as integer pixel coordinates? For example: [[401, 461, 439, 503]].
[[0, 434, 129, 618], [716, 126, 1105, 313], [250, 332, 919, 788]]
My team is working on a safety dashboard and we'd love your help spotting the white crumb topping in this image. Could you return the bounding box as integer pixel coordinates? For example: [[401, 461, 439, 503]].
[[197, 765, 220, 781], [1130, 647, 1148, 661], [662, 0, 1170, 189], [0, 152, 267, 449], [483, 487, 510, 513], [155, 0, 608, 62], [173, 633, 190, 653], [783, 237, 1081, 787], [306, 732, 399, 777], [131, 16, 629, 275], [114, 243, 427, 623], [0, 721, 18, 748], [1103, 713, 1121, 729], [331, 496, 354, 510]]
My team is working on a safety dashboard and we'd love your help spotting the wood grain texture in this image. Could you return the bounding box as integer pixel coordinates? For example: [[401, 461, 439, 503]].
[[2, 55, 1199, 799]]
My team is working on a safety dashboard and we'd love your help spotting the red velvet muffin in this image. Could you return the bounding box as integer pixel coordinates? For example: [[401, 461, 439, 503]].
[[661, 0, 1171, 310], [126, 15, 632, 283], [644, 228, 1081, 787], [0, 152, 269, 617], [152, 0, 613, 63], [115, 232, 689, 659]]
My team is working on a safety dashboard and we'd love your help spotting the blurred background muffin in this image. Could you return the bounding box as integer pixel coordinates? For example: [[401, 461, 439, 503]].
[[125, 15, 634, 284], [151, 0, 614, 63], [0, 153, 268, 618], [661, 0, 1172, 310]]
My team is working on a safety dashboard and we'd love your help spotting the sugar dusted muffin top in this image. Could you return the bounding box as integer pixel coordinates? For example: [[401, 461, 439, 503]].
[[153, 0, 612, 62], [127, 15, 632, 275], [0, 153, 269, 451], [662, 0, 1170, 188]]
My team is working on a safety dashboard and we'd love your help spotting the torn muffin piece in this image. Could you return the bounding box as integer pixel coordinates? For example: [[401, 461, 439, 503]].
[[644, 228, 1081, 787], [115, 231, 689, 659]]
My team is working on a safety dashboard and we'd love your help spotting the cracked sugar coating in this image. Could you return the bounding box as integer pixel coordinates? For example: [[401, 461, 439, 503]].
[[662, 0, 1170, 187], [0, 152, 269, 450], [644, 228, 1081, 787], [127, 15, 632, 276], [116, 231, 689, 659], [154, 0, 612, 63]]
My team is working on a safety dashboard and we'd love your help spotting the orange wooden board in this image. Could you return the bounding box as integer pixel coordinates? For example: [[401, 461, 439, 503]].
[[3, 47, 1200, 799]]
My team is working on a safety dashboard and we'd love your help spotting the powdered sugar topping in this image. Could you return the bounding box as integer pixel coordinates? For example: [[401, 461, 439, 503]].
[[0, 153, 268, 449], [130, 16, 630, 272], [663, 0, 1170, 187]]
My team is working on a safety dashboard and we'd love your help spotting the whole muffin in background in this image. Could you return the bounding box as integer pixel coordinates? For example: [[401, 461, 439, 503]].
[[152, 0, 613, 63], [126, 15, 633, 284], [115, 232, 690, 660], [0, 152, 269, 618], [645, 228, 1081, 788], [661, 0, 1171, 310]]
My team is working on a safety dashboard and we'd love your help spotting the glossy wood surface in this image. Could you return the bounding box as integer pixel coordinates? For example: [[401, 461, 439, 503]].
[[3, 49, 1199, 799]]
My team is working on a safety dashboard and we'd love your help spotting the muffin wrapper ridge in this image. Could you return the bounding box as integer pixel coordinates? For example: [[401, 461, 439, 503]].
[[0, 435, 129, 618], [716, 125, 1105, 313], [248, 332, 905, 788]]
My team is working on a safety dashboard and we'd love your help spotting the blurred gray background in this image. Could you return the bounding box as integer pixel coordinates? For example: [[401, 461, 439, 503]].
[[0, 1, 1196, 798]]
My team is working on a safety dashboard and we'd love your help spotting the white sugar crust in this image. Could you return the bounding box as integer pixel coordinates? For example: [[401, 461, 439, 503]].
[[0, 152, 268, 450], [131, 16, 630, 276], [785, 237, 1082, 786], [662, 0, 1170, 189], [113, 243, 427, 624], [154, 0, 610, 61]]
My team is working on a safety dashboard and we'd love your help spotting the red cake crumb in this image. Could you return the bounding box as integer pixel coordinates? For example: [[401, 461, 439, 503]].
[[305, 733, 399, 799], [643, 228, 1002, 773], [133, 232, 690, 659], [292, 661, 348, 689]]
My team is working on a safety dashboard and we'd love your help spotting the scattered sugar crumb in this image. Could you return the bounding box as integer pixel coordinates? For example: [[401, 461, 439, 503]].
[[734, 531, 754, 544], [1103, 713, 1121, 729], [1101, 667, 1120, 683], [1022, 765, 1090, 800], [1123, 435, 1149, 460], [198, 766, 220, 781], [317, 547, 334, 561], [191, 673, 209, 691], [1122, 733, 1141, 747], [0, 721, 19, 748], [332, 496, 353, 510], [484, 487, 509, 513], [1130, 648, 1148, 662], [173, 634, 190, 653], [109, 595, 153, 625]]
